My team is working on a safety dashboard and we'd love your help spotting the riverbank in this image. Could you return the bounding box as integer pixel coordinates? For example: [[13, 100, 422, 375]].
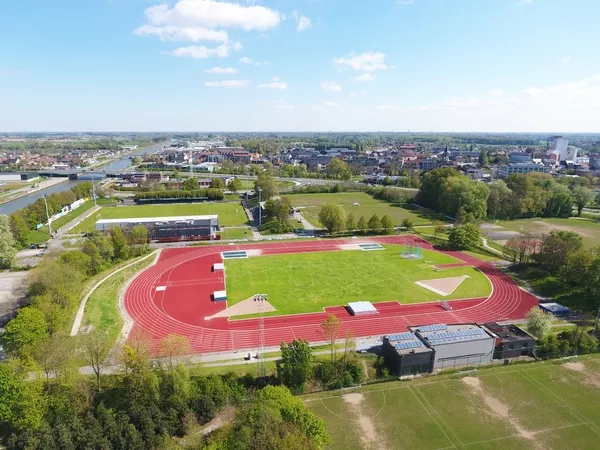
[[0, 177, 69, 206]]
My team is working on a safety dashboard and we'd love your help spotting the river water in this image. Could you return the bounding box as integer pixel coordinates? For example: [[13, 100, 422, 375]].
[[0, 142, 166, 215]]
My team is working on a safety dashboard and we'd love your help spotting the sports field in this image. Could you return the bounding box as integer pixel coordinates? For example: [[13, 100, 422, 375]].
[[495, 218, 600, 249], [224, 245, 491, 315], [306, 355, 600, 450], [71, 203, 249, 233], [288, 192, 449, 227]]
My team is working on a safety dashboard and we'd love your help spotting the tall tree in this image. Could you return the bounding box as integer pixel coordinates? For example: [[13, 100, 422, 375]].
[[318, 203, 346, 235], [544, 184, 573, 218], [327, 158, 351, 180], [346, 212, 357, 232], [534, 230, 583, 275], [321, 315, 342, 363], [487, 180, 513, 220], [0, 215, 17, 269], [367, 214, 381, 233], [357, 215, 367, 234], [254, 172, 278, 200], [229, 177, 242, 193], [182, 177, 199, 191], [571, 185, 594, 217], [526, 307, 553, 339], [277, 339, 313, 394], [1, 307, 48, 358], [110, 227, 129, 260], [9, 213, 30, 247], [81, 329, 112, 391], [129, 225, 149, 245], [381, 215, 394, 234], [159, 334, 191, 372], [59, 250, 92, 276], [210, 177, 225, 189], [448, 223, 480, 250]]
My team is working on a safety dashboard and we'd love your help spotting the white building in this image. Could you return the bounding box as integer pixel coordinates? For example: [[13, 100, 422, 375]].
[[549, 136, 569, 162], [497, 163, 549, 178]]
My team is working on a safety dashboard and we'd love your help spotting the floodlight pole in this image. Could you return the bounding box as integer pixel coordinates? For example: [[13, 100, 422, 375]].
[[258, 187, 263, 227], [43, 194, 52, 236], [92, 179, 97, 207]]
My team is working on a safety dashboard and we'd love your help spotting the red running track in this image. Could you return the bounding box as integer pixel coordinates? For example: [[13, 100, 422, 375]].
[[124, 236, 538, 354]]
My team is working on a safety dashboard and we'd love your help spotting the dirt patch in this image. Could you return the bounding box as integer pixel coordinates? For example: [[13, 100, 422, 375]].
[[563, 361, 600, 388], [342, 393, 386, 450], [200, 407, 236, 436], [415, 275, 469, 296], [205, 296, 276, 319], [461, 377, 538, 444], [563, 362, 585, 372]]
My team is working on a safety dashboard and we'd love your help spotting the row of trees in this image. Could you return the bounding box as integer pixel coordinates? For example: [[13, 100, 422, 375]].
[[1, 229, 149, 362], [418, 168, 597, 222], [9, 182, 93, 246], [134, 188, 224, 202], [318, 203, 395, 235]]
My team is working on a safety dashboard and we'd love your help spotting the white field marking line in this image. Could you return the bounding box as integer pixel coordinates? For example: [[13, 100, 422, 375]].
[[518, 368, 600, 436], [407, 385, 459, 449], [463, 420, 600, 447]]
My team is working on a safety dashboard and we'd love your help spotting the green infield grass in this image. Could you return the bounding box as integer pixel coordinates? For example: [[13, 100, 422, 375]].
[[219, 227, 253, 240], [306, 354, 600, 450], [225, 245, 491, 315], [288, 192, 449, 228], [71, 202, 248, 233]]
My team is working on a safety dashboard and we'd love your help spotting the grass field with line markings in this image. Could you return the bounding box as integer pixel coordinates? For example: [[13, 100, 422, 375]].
[[305, 354, 600, 450], [288, 192, 449, 227], [224, 245, 491, 315], [72, 202, 248, 233]]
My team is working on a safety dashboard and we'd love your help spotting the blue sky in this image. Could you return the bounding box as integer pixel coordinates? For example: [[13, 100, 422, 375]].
[[1, 0, 599, 132]]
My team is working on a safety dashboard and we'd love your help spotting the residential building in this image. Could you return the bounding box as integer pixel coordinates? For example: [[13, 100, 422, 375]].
[[496, 163, 549, 178]]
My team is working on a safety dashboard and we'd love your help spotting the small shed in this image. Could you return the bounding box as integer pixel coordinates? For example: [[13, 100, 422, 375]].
[[539, 302, 571, 317], [348, 301, 377, 316], [213, 263, 224, 272], [213, 290, 227, 302]]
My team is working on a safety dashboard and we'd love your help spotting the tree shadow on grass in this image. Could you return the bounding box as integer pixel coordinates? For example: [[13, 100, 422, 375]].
[[389, 203, 451, 224]]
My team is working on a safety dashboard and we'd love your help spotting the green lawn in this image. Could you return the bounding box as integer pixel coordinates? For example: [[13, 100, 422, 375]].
[[307, 354, 600, 450], [494, 218, 600, 249], [288, 192, 449, 228], [71, 202, 248, 233], [219, 227, 253, 240], [225, 245, 491, 315], [81, 255, 155, 346]]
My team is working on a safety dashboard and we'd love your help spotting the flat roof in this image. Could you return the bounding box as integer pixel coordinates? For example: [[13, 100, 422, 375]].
[[540, 303, 570, 313], [96, 215, 218, 224], [213, 290, 227, 298], [384, 332, 431, 355], [413, 323, 493, 346], [348, 301, 377, 313]]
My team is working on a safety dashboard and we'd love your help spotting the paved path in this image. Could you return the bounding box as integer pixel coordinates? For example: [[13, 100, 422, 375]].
[[70, 251, 157, 336], [293, 209, 315, 230]]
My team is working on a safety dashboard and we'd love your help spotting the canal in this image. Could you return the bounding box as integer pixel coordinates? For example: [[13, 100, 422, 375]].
[[0, 142, 166, 215]]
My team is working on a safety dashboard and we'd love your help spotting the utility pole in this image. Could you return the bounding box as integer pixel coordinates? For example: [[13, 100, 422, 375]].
[[258, 187, 262, 227], [43, 194, 52, 236], [256, 294, 267, 378], [92, 179, 97, 207]]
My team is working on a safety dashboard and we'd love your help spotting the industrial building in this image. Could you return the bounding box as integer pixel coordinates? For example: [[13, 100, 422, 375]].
[[95, 215, 219, 242], [496, 162, 549, 178], [382, 322, 534, 375], [483, 322, 536, 359]]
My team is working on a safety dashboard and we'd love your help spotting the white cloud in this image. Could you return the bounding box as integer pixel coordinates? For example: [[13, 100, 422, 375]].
[[376, 105, 401, 111], [321, 81, 342, 92], [204, 66, 238, 74], [204, 79, 251, 88], [324, 101, 341, 108], [273, 99, 294, 110], [486, 89, 503, 96], [144, 0, 282, 31], [560, 56, 572, 64], [257, 76, 288, 90], [133, 25, 228, 42], [333, 52, 389, 72], [240, 57, 269, 66], [169, 41, 242, 58], [292, 11, 311, 32], [354, 73, 376, 82]]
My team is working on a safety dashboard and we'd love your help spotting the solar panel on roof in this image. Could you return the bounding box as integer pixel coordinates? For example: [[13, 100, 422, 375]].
[[419, 324, 448, 332], [394, 341, 423, 350], [388, 332, 415, 342]]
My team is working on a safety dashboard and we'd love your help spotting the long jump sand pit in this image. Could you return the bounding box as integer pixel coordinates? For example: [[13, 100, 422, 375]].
[[205, 296, 277, 320], [415, 275, 470, 296]]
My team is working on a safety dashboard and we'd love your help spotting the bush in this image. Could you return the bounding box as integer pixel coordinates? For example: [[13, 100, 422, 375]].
[[134, 188, 224, 202]]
